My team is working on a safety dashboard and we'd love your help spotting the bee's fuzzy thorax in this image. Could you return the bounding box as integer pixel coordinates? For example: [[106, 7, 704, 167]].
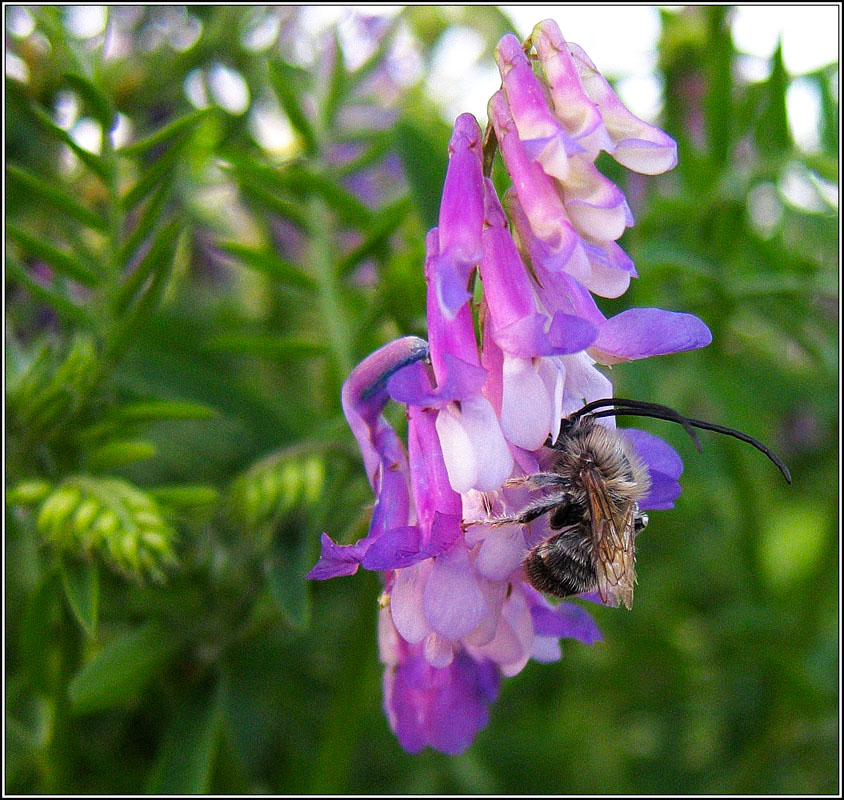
[[553, 417, 651, 506]]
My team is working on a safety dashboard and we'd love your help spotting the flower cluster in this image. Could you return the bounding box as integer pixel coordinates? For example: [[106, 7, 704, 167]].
[[308, 20, 711, 755]]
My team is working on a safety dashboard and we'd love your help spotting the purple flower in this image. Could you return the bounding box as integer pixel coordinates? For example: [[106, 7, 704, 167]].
[[435, 113, 485, 318], [309, 21, 709, 756]]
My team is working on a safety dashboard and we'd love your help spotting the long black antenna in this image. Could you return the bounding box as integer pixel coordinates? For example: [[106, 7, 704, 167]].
[[571, 398, 792, 484], [680, 414, 791, 484], [571, 398, 703, 450]]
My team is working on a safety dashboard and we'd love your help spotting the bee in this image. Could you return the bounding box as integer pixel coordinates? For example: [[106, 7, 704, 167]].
[[489, 398, 792, 610]]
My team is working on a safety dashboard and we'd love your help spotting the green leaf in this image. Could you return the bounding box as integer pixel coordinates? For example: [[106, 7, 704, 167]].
[[68, 622, 177, 714], [6, 479, 53, 506], [284, 166, 373, 228], [336, 196, 412, 278], [754, 39, 791, 157], [113, 218, 183, 313], [224, 161, 310, 228], [25, 102, 112, 181], [6, 164, 108, 231], [5, 256, 95, 327], [87, 439, 157, 472], [330, 130, 393, 178], [321, 30, 347, 130], [229, 157, 373, 228], [266, 547, 311, 629], [146, 684, 223, 794], [34, 476, 178, 581], [815, 67, 838, 153], [63, 72, 116, 132], [209, 334, 329, 361], [120, 137, 187, 211], [118, 176, 175, 269], [218, 241, 317, 292], [60, 555, 99, 638], [19, 570, 62, 693], [119, 107, 215, 157], [148, 485, 220, 508], [7, 223, 100, 287], [346, 12, 403, 93], [393, 115, 449, 230], [704, 6, 734, 168], [268, 60, 318, 155], [107, 226, 181, 362], [113, 399, 218, 423]]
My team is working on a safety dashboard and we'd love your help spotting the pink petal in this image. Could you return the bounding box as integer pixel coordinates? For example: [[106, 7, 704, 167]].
[[423, 542, 487, 639], [391, 560, 433, 644], [476, 523, 527, 581], [499, 354, 554, 451], [423, 632, 455, 668]]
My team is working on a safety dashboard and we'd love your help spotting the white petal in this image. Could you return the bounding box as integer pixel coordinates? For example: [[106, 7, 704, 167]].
[[423, 543, 487, 639], [476, 524, 526, 581], [423, 631, 455, 668], [560, 352, 613, 421], [537, 358, 566, 443], [378, 604, 402, 666], [499, 585, 535, 677], [390, 560, 432, 644], [584, 260, 632, 298], [438, 395, 513, 493], [500, 355, 554, 451], [531, 635, 562, 662], [463, 576, 507, 647], [435, 403, 479, 494]]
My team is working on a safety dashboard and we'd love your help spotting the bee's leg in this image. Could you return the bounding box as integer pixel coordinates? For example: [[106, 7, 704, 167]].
[[503, 472, 568, 490], [485, 494, 571, 527]]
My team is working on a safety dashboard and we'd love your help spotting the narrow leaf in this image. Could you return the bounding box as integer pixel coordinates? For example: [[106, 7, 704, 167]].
[[119, 108, 213, 157], [347, 13, 403, 93], [266, 542, 312, 628], [106, 245, 176, 362], [87, 439, 157, 472], [233, 175, 310, 229], [7, 224, 100, 287], [321, 30, 347, 130], [68, 622, 177, 714], [330, 130, 393, 179], [20, 570, 61, 693], [121, 139, 187, 210], [336, 196, 411, 278], [118, 176, 175, 268], [148, 485, 220, 508], [6, 257, 95, 327], [26, 102, 112, 181], [60, 555, 99, 638], [113, 219, 182, 313], [7, 164, 108, 231], [146, 685, 223, 794], [209, 334, 328, 360], [393, 115, 449, 230], [282, 166, 373, 228], [218, 241, 317, 292], [268, 60, 318, 155], [6, 479, 53, 506], [64, 72, 116, 132], [113, 399, 217, 423]]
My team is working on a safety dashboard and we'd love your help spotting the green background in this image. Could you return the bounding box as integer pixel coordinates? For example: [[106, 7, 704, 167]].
[[5, 6, 838, 794]]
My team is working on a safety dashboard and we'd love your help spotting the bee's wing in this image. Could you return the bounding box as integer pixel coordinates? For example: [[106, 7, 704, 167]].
[[582, 468, 637, 610]]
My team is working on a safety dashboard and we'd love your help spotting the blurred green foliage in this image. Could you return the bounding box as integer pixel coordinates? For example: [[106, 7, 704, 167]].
[[5, 6, 838, 794]]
